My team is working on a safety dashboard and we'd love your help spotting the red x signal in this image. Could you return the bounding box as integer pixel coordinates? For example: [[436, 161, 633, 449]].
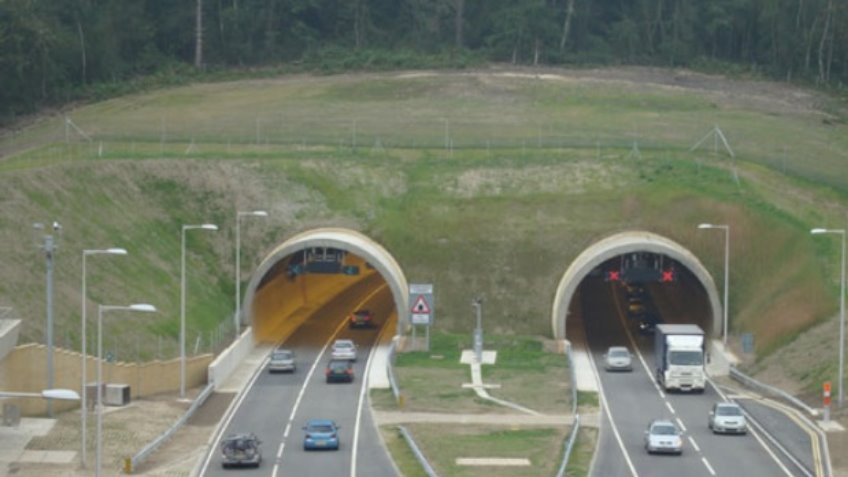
[[661, 270, 675, 282], [606, 270, 620, 281]]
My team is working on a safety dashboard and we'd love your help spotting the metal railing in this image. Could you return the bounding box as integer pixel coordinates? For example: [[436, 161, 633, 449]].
[[729, 365, 818, 416], [398, 425, 440, 477], [125, 383, 215, 473], [555, 341, 581, 477]]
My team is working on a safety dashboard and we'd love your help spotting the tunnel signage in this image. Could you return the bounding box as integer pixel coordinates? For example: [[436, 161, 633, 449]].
[[409, 283, 434, 325]]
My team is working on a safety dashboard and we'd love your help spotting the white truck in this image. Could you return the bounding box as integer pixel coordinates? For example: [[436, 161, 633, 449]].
[[654, 323, 706, 392]]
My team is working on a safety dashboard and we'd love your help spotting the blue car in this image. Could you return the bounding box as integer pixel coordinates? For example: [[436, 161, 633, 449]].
[[303, 419, 340, 450]]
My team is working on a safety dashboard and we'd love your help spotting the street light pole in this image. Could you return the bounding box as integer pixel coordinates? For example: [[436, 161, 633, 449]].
[[180, 224, 217, 399], [811, 227, 846, 407], [698, 223, 730, 345], [96, 303, 156, 477], [80, 248, 127, 469], [235, 211, 268, 339], [34, 221, 60, 417]]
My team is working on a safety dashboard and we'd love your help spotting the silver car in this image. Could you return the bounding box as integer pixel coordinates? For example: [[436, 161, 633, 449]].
[[331, 339, 357, 361], [604, 346, 633, 372], [708, 402, 747, 434], [268, 349, 295, 373], [644, 419, 684, 455]]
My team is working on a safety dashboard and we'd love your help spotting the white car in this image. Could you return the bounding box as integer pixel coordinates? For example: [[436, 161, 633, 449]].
[[708, 402, 747, 434], [604, 346, 633, 372], [331, 339, 357, 361], [644, 419, 683, 455]]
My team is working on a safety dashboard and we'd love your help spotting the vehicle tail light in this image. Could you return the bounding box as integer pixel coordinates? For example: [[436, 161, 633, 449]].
[[325, 369, 330, 376], [346, 369, 353, 374]]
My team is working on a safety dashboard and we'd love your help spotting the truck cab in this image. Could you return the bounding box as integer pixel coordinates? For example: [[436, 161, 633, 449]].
[[655, 324, 706, 392]]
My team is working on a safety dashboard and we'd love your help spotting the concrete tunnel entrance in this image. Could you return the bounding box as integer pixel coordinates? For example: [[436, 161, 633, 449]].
[[242, 228, 409, 343], [551, 231, 723, 341]]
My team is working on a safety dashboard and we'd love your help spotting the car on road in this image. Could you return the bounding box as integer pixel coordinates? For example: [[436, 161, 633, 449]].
[[268, 349, 295, 373], [325, 359, 354, 383], [348, 309, 373, 328], [603, 346, 633, 372], [644, 419, 684, 455], [303, 419, 340, 450], [331, 339, 357, 361], [220, 433, 262, 468], [708, 402, 748, 434]]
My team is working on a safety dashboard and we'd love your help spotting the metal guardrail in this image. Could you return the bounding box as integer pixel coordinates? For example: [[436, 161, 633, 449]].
[[125, 383, 215, 474], [398, 425, 440, 477], [387, 336, 401, 403], [729, 365, 818, 416], [554, 342, 581, 477]]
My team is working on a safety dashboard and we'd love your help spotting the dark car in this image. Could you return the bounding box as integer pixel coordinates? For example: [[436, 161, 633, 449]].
[[638, 313, 662, 335], [325, 359, 354, 383], [348, 309, 373, 328], [303, 419, 340, 450], [220, 433, 262, 468]]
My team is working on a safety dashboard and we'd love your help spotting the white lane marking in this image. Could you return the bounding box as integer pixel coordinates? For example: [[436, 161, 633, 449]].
[[675, 417, 687, 432], [276, 441, 284, 459], [587, 346, 640, 477], [610, 287, 665, 399], [350, 326, 382, 477], [277, 284, 389, 467], [708, 377, 798, 477], [665, 401, 675, 415], [196, 351, 271, 475], [701, 457, 716, 476], [283, 422, 291, 439], [272, 463, 279, 477], [688, 436, 700, 452]]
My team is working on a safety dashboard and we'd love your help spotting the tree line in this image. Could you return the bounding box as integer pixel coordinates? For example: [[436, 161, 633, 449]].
[[1, 0, 845, 122]]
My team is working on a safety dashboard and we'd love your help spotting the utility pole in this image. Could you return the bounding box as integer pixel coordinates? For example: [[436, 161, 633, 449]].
[[36, 221, 61, 417]]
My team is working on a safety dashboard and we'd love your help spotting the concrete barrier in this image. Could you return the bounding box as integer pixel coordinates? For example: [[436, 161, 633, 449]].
[[207, 327, 255, 390]]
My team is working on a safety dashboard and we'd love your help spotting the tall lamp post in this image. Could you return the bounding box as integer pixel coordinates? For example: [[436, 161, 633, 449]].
[[811, 227, 846, 407], [96, 303, 156, 477], [0, 388, 80, 400], [698, 223, 730, 345], [181, 224, 217, 399], [235, 210, 268, 339], [34, 221, 61, 416], [80, 247, 127, 469]]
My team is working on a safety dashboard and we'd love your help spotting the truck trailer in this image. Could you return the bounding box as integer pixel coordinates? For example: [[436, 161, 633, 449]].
[[654, 323, 706, 392]]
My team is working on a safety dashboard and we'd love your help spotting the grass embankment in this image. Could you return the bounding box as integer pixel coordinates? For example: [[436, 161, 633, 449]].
[[0, 69, 846, 393]]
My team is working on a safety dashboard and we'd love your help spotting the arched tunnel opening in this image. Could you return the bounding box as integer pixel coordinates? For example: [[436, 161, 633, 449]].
[[551, 231, 726, 380], [243, 228, 409, 347]]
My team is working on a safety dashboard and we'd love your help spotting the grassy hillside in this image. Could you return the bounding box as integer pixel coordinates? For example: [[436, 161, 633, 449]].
[[1, 66, 846, 394]]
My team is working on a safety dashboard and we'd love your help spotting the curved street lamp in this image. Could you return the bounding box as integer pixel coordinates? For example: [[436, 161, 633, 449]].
[[96, 303, 156, 477], [181, 224, 218, 399], [811, 227, 846, 408], [698, 223, 730, 345], [80, 247, 127, 468]]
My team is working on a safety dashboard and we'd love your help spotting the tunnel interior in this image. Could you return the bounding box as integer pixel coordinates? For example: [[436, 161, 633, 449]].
[[249, 247, 393, 344], [566, 252, 714, 347]]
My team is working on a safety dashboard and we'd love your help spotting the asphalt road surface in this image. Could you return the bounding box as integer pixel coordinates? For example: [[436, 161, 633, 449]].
[[198, 273, 398, 477], [583, 277, 793, 477]]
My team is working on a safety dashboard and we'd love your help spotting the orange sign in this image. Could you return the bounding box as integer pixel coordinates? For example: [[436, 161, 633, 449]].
[[824, 382, 832, 394]]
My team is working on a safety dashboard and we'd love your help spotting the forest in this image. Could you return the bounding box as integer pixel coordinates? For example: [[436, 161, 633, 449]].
[[1, 0, 845, 121]]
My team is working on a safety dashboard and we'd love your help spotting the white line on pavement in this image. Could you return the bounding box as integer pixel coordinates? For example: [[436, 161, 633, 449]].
[[665, 401, 675, 415], [350, 320, 383, 477], [676, 417, 687, 432], [688, 435, 700, 452], [701, 457, 716, 475]]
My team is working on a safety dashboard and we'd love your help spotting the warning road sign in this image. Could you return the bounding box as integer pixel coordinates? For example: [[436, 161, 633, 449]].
[[408, 283, 434, 326], [412, 295, 431, 314]]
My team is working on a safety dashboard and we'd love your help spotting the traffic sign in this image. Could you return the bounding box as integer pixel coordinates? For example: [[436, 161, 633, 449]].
[[408, 283, 434, 326]]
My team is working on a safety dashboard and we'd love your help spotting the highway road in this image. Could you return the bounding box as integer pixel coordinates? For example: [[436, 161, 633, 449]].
[[582, 276, 794, 477], [198, 272, 399, 477]]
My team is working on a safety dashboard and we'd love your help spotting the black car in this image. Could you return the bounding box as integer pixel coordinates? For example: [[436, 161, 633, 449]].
[[638, 313, 662, 335], [220, 433, 262, 468], [325, 359, 354, 383], [348, 309, 373, 328]]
